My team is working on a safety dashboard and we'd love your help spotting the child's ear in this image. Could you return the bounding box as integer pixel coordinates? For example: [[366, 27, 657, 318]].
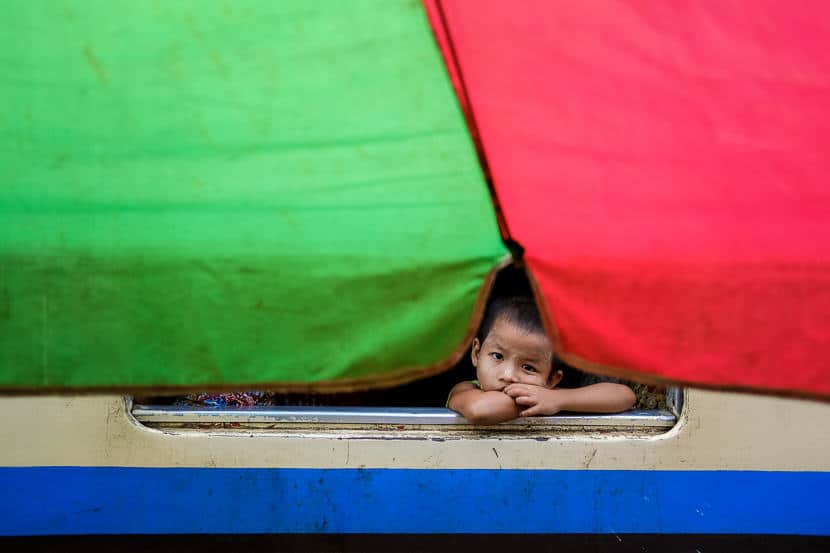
[[470, 338, 481, 368], [547, 369, 564, 389]]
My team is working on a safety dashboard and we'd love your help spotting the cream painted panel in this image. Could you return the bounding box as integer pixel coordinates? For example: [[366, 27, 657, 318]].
[[0, 390, 828, 471]]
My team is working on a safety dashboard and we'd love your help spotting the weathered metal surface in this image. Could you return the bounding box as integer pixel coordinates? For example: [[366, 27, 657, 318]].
[[132, 405, 676, 429], [1, 389, 829, 470]]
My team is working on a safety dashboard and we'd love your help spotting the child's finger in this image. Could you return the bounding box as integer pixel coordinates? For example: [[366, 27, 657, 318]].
[[520, 405, 542, 417], [504, 385, 524, 397], [514, 396, 535, 406]]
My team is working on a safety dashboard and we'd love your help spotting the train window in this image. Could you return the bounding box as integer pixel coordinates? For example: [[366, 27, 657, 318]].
[[131, 384, 681, 435], [131, 355, 681, 434], [131, 369, 680, 435], [131, 265, 681, 435]]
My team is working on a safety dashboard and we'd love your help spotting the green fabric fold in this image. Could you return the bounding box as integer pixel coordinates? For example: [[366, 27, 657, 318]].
[[0, 0, 506, 390]]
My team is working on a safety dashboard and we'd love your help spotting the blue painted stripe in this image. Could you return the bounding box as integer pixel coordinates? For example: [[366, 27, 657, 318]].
[[0, 468, 828, 536]]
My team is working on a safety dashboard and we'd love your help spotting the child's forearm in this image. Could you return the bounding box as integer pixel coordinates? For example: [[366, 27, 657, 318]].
[[552, 383, 636, 413], [448, 390, 521, 424]]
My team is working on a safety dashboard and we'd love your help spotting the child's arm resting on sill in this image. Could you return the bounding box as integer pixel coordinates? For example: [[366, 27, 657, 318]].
[[504, 382, 636, 417], [447, 381, 521, 425]]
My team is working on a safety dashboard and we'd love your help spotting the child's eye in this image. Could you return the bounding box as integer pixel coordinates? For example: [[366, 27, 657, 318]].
[[490, 352, 503, 361], [522, 364, 537, 373]]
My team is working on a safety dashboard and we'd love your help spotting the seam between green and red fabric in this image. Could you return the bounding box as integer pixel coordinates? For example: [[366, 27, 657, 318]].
[[422, 0, 523, 261]]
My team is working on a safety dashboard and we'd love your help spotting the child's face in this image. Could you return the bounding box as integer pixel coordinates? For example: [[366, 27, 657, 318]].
[[471, 316, 562, 392]]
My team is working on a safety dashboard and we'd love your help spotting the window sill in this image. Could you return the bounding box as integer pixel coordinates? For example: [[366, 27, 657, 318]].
[[132, 404, 677, 434]]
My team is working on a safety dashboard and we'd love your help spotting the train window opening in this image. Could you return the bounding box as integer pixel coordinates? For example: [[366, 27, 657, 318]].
[[132, 265, 681, 433]]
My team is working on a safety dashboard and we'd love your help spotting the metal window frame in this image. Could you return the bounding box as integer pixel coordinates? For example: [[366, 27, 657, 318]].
[[132, 387, 682, 434]]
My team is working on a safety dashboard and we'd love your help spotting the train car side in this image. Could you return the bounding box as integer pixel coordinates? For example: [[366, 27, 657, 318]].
[[0, 390, 828, 537]]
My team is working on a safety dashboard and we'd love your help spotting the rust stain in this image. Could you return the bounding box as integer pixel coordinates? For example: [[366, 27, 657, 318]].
[[0, 284, 9, 322], [50, 153, 70, 169], [492, 447, 503, 469], [83, 46, 108, 85], [184, 15, 204, 40], [208, 51, 228, 76], [584, 447, 598, 468]]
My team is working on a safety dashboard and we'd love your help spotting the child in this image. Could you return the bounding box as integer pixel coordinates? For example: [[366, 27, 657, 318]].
[[448, 296, 636, 424]]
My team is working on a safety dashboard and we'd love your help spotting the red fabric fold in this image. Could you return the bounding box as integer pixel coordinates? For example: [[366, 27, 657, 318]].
[[427, 0, 830, 396]]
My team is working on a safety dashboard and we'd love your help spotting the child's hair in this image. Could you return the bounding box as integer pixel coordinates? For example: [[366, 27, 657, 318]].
[[476, 296, 546, 342]]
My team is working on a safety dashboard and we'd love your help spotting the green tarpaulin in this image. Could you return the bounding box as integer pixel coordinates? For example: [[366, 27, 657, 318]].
[[0, 1, 506, 391]]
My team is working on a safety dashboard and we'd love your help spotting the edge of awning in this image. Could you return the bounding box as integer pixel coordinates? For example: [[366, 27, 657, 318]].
[[0, 255, 513, 396], [524, 263, 830, 403]]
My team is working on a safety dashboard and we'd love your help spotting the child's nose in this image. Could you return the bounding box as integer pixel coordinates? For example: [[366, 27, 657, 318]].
[[500, 364, 519, 382]]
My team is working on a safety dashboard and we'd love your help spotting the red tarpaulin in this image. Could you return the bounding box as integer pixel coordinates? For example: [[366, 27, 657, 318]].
[[427, 0, 830, 397]]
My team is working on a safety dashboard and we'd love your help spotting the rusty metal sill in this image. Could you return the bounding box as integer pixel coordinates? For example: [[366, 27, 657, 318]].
[[132, 405, 676, 433]]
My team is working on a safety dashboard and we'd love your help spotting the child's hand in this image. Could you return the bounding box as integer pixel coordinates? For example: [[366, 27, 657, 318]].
[[505, 382, 636, 416], [503, 383, 563, 417], [448, 382, 522, 424]]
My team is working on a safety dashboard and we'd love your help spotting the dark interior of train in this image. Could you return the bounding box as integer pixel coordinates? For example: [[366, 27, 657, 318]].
[[138, 264, 666, 410]]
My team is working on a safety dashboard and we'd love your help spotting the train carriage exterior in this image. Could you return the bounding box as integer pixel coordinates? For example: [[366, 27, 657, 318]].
[[3, 1, 830, 548], [1, 390, 829, 547]]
